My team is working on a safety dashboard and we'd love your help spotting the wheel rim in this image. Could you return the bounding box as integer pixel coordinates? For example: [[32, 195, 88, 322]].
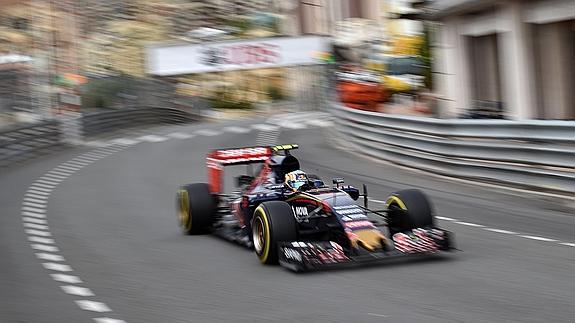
[[252, 216, 265, 254], [177, 190, 191, 230]]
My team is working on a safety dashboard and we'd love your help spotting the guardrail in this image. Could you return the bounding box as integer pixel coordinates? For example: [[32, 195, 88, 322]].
[[0, 121, 63, 168], [330, 102, 575, 196], [82, 107, 200, 137], [0, 107, 200, 169]]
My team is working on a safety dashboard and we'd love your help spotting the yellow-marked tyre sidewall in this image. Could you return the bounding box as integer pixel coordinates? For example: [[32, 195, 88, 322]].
[[386, 195, 407, 211], [254, 206, 271, 263], [177, 189, 192, 232]]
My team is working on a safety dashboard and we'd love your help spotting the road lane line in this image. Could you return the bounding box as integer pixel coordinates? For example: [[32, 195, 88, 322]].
[[36, 253, 65, 262], [93, 318, 127, 323], [559, 242, 575, 247], [24, 223, 49, 230], [22, 217, 48, 224], [436, 216, 457, 221], [42, 263, 72, 272], [28, 236, 54, 244], [61, 286, 95, 297], [454, 221, 485, 227], [31, 244, 59, 252], [25, 229, 52, 237], [51, 273, 82, 284], [75, 300, 111, 313], [519, 235, 557, 242], [22, 211, 46, 218], [484, 228, 517, 235]]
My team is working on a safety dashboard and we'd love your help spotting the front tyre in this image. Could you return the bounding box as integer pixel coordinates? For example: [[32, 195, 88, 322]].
[[176, 183, 215, 235], [386, 189, 435, 235], [252, 201, 298, 264]]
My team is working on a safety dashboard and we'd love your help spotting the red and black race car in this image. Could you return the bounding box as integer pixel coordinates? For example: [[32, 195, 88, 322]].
[[176, 144, 455, 271]]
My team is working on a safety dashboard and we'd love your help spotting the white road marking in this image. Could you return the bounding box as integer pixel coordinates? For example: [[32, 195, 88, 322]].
[[454, 221, 485, 227], [82, 153, 108, 159], [252, 124, 279, 131], [369, 199, 387, 205], [28, 186, 53, 193], [61, 285, 95, 297], [25, 190, 51, 196], [37, 178, 61, 185], [31, 244, 59, 252], [279, 122, 307, 129], [520, 235, 557, 242], [42, 262, 73, 272], [306, 119, 334, 127], [23, 217, 47, 224], [23, 201, 46, 208], [65, 160, 92, 167], [56, 165, 82, 172], [31, 183, 56, 189], [22, 206, 46, 213], [23, 197, 48, 203], [138, 135, 168, 143], [25, 229, 52, 237], [484, 228, 517, 235], [49, 169, 75, 176], [51, 273, 82, 284], [223, 126, 250, 133], [74, 156, 101, 162], [195, 129, 221, 136], [559, 242, 575, 247], [436, 216, 457, 221], [43, 173, 68, 180], [24, 223, 49, 230], [109, 138, 140, 146], [93, 318, 127, 323], [22, 211, 46, 218], [28, 236, 54, 244], [167, 132, 194, 139], [36, 253, 65, 262], [75, 300, 111, 313], [367, 313, 390, 318]]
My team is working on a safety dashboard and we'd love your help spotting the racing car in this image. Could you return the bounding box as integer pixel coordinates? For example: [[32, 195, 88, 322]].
[[176, 144, 454, 271]]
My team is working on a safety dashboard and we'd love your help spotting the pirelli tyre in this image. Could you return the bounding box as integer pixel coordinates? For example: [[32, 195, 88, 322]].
[[386, 189, 435, 235], [177, 183, 216, 235], [252, 201, 298, 265]]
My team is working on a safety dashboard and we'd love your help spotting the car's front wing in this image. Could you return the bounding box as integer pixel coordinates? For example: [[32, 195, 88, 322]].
[[278, 228, 455, 272]]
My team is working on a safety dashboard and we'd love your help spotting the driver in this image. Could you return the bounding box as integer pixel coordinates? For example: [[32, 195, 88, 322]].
[[284, 170, 311, 192]]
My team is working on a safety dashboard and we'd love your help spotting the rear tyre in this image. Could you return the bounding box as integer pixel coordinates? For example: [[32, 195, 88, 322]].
[[386, 189, 434, 235], [176, 183, 216, 235], [252, 201, 298, 264]]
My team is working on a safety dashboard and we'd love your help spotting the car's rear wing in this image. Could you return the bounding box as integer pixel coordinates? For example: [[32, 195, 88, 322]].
[[206, 144, 298, 193]]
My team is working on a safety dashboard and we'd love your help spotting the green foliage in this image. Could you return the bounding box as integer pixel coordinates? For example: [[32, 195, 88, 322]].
[[267, 86, 284, 101], [209, 89, 253, 110], [419, 23, 433, 90], [81, 75, 136, 109]]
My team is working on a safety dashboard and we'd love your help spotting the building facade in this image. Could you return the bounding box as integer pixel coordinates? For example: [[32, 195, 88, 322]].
[[432, 0, 575, 120]]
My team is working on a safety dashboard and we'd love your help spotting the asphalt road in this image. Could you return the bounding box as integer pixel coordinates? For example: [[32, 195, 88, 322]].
[[1, 114, 574, 323]]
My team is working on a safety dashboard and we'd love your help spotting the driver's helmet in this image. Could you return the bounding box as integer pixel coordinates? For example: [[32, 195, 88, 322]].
[[284, 170, 309, 191]]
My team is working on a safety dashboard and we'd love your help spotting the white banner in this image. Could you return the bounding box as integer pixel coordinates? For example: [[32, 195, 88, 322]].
[[146, 36, 330, 76]]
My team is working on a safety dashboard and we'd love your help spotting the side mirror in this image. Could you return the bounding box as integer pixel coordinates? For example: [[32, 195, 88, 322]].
[[341, 185, 360, 200], [332, 177, 344, 187]]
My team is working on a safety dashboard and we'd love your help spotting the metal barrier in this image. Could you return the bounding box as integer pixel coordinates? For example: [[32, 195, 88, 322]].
[[0, 107, 200, 168], [81, 107, 200, 137], [330, 102, 575, 196], [0, 121, 63, 168]]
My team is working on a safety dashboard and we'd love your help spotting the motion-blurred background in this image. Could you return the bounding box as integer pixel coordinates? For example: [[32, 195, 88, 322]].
[[1, 0, 572, 127]]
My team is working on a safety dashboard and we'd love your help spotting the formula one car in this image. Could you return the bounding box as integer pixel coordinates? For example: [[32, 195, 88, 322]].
[[176, 144, 454, 271]]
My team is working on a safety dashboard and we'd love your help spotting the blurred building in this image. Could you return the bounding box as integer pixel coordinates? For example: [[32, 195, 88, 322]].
[[431, 0, 575, 120]]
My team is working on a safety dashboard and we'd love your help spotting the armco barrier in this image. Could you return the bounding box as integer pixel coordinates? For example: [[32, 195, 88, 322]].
[[81, 107, 199, 137], [330, 102, 575, 196], [0, 121, 63, 168], [0, 107, 200, 168]]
